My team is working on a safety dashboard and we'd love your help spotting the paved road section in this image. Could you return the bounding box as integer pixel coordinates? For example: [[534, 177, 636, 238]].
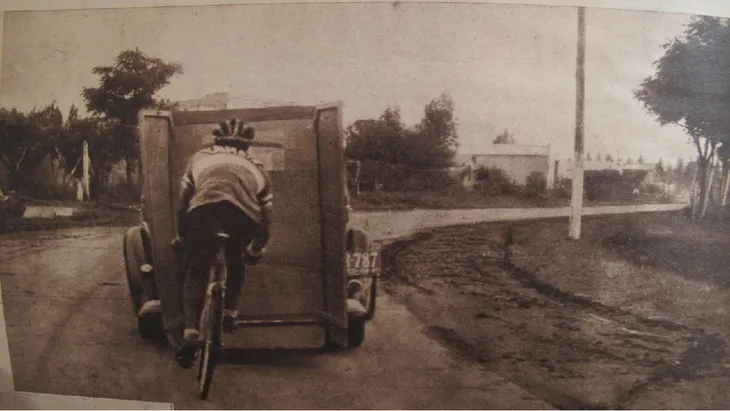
[[350, 204, 687, 241]]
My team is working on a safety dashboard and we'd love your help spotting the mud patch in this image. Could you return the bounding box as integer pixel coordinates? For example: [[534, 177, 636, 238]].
[[382, 212, 730, 409]]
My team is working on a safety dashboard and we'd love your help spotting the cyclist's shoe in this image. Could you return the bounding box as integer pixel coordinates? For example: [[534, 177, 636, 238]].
[[175, 329, 199, 369], [222, 314, 237, 334]]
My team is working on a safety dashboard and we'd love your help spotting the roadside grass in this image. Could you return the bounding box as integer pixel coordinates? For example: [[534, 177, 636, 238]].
[[351, 188, 677, 211]]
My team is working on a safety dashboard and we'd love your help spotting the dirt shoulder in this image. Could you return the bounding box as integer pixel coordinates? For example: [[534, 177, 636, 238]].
[[381, 211, 730, 409], [0, 208, 139, 234]]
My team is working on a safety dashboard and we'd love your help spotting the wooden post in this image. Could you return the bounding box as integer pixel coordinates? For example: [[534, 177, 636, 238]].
[[82, 139, 90, 201], [569, 6, 586, 240]]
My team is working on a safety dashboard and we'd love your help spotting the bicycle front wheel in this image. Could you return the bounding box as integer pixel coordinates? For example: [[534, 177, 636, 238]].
[[199, 283, 223, 400]]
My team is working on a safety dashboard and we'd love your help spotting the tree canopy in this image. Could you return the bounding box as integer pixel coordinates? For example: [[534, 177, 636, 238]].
[[493, 129, 516, 144], [345, 94, 459, 190], [82, 48, 183, 124], [635, 16, 730, 161], [634, 15, 730, 219], [82, 48, 183, 196], [0, 104, 62, 191]]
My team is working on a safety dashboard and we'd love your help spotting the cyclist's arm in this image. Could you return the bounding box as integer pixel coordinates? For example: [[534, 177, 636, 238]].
[[176, 169, 195, 239], [252, 170, 273, 251]]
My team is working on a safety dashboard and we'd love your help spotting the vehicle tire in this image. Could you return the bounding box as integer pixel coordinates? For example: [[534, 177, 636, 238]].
[[123, 227, 146, 314], [347, 317, 366, 348], [199, 285, 223, 400], [365, 278, 377, 321], [138, 313, 164, 340]]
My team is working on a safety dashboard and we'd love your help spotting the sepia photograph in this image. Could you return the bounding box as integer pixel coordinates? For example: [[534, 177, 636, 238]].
[[0, 0, 729, 409]]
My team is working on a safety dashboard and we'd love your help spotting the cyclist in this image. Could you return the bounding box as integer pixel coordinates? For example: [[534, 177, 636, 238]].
[[173, 117, 273, 369]]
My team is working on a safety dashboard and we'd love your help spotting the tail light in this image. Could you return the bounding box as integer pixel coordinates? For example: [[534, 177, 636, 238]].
[[348, 279, 363, 298]]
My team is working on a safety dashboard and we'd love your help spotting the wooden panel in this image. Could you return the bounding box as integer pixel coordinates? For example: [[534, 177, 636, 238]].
[[155, 110, 324, 324], [139, 106, 344, 349], [224, 325, 325, 349], [171, 106, 316, 125], [316, 103, 348, 345], [238, 265, 323, 315], [264, 173, 322, 267], [139, 114, 182, 343]]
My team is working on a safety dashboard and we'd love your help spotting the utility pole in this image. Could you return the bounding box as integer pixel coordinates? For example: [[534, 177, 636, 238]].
[[82, 139, 90, 202], [569, 6, 586, 240]]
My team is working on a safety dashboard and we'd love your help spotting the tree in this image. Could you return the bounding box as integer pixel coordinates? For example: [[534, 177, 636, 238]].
[[655, 158, 666, 181], [605, 153, 614, 162], [675, 157, 686, 182], [409, 93, 458, 168], [626, 157, 634, 164], [0, 104, 61, 193], [57, 116, 122, 200], [634, 16, 730, 220], [596, 153, 603, 161], [344, 94, 459, 190], [585, 152, 593, 161], [82, 48, 183, 197], [416, 94, 458, 150], [493, 129, 516, 144], [637, 155, 645, 164]]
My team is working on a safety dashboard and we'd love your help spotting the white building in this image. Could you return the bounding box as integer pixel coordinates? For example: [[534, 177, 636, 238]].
[[454, 143, 554, 189]]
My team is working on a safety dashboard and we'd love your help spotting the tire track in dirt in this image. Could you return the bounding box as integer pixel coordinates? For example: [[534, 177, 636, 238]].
[[380, 222, 730, 410]]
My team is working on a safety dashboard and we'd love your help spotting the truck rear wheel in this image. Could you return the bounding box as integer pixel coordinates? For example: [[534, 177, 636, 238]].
[[138, 313, 164, 341], [123, 227, 145, 314], [347, 317, 366, 348]]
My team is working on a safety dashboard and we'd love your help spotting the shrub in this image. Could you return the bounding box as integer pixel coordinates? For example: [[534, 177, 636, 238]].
[[525, 171, 547, 198], [474, 166, 515, 195]]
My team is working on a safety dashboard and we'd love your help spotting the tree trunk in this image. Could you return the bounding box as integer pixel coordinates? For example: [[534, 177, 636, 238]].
[[699, 156, 714, 220], [126, 158, 134, 200], [690, 169, 699, 221], [720, 161, 730, 221]]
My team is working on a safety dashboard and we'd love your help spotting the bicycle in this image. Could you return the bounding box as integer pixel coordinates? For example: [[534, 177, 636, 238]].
[[195, 231, 230, 400], [173, 232, 263, 400]]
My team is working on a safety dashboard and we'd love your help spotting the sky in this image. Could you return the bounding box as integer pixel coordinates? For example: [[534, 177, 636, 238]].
[[0, 3, 697, 163]]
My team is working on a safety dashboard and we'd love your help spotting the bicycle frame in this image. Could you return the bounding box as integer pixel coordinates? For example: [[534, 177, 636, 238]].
[[200, 245, 228, 335], [197, 232, 230, 400]]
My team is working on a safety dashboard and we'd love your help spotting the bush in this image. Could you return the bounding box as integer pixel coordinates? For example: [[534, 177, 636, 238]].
[[525, 171, 547, 198], [474, 166, 516, 195], [552, 178, 572, 198], [357, 160, 456, 192], [398, 169, 457, 191]]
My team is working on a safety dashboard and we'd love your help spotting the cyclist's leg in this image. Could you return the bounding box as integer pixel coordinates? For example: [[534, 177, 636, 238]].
[[221, 238, 244, 334], [219, 203, 257, 333], [183, 243, 216, 334], [176, 205, 218, 368]]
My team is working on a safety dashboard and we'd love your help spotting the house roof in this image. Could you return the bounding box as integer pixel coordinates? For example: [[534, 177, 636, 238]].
[[455, 144, 550, 164]]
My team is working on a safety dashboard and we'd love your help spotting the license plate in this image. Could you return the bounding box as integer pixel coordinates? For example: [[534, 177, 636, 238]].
[[346, 250, 381, 276]]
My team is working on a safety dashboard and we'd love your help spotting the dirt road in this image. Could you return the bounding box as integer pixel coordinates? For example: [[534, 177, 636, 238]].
[[0, 203, 690, 409], [0, 227, 549, 409], [381, 211, 730, 409]]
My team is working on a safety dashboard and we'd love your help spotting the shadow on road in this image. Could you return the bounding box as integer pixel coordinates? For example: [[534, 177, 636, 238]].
[[220, 348, 325, 367]]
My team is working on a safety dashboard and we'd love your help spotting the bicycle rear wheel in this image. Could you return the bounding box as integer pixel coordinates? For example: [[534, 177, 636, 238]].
[[199, 283, 223, 400]]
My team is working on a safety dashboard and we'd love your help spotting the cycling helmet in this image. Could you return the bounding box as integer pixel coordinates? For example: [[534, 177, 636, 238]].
[[213, 117, 255, 150]]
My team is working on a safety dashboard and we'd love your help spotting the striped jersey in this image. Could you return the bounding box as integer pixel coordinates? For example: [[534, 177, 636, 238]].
[[181, 145, 273, 223]]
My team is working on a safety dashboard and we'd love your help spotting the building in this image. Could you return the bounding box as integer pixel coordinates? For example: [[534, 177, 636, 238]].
[[556, 159, 656, 185], [176, 92, 300, 111], [176, 92, 229, 111], [555, 159, 622, 182], [454, 144, 554, 189]]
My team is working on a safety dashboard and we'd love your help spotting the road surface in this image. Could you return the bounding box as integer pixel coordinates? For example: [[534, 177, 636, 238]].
[[0, 227, 549, 409], [0, 204, 685, 409]]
